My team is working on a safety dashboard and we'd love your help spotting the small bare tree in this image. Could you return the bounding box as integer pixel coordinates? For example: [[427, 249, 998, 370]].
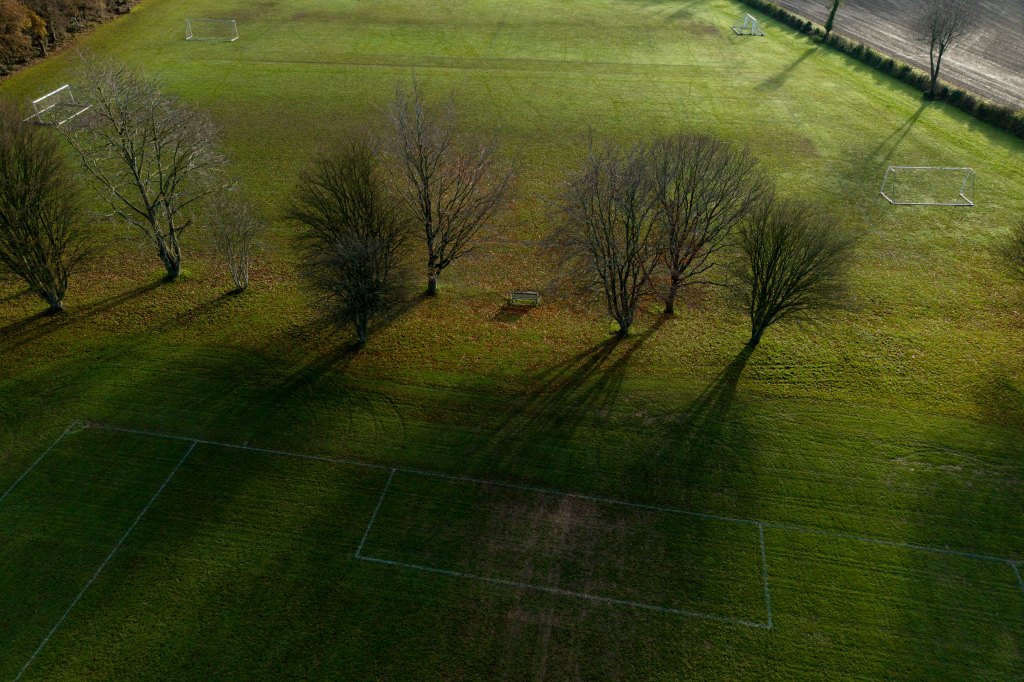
[[824, 0, 843, 38], [290, 140, 410, 346], [0, 101, 88, 313], [558, 142, 661, 337], [206, 191, 264, 293], [60, 56, 228, 280], [917, 0, 977, 99], [731, 196, 855, 347], [387, 79, 511, 295], [650, 133, 768, 315], [1001, 221, 1024, 283]]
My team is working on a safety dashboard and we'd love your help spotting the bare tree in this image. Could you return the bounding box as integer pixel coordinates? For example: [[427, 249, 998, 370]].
[[290, 140, 410, 346], [731, 196, 855, 347], [60, 56, 228, 280], [650, 133, 768, 315], [387, 78, 511, 296], [917, 0, 977, 99], [824, 0, 842, 38], [1001, 221, 1024, 283], [558, 142, 661, 337], [0, 101, 88, 313], [206, 191, 264, 293]]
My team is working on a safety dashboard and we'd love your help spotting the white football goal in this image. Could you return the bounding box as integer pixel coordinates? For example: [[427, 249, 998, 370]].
[[880, 166, 976, 206], [732, 14, 765, 36], [25, 84, 91, 126], [184, 18, 239, 42]]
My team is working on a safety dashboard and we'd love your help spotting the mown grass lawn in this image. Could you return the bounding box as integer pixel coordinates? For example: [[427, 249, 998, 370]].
[[0, 0, 1022, 678]]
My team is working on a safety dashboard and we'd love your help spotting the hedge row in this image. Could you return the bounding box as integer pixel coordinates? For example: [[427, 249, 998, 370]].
[[0, 0, 137, 76], [738, 0, 1024, 139]]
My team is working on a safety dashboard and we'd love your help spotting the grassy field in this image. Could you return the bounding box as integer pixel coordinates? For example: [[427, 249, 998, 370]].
[[0, 0, 1022, 678]]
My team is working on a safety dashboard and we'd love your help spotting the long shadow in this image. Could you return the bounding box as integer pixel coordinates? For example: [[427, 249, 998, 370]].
[[869, 101, 927, 165], [636, 344, 756, 506], [0, 280, 165, 354], [758, 47, 817, 90], [440, 317, 667, 483]]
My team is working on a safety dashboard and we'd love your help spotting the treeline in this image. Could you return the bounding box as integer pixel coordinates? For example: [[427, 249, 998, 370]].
[[738, 0, 1024, 140], [0, 0, 137, 74]]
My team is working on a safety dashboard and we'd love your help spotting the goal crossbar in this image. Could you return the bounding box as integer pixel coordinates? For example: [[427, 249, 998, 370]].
[[880, 166, 976, 207], [184, 18, 239, 42], [25, 84, 91, 127], [732, 14, 765, 36]]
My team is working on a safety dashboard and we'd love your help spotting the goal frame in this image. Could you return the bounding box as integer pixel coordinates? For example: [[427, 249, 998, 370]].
[[879, 166, 976, 207], [732, 14, 765, 36], [25, 85, 91, 127], [184, 18, 239, 42]]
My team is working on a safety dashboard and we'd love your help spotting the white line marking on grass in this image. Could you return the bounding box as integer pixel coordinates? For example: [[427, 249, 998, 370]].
[[1011, 562, 1024, 596], [763, 522, 1011, 564], [14, 440, 198, 682], [81, 422, 1021, 566], [355, 468, 395, 559], [356, 555, 772, 629], [758, 524, 773, 629], [0, 424, 75, 506]]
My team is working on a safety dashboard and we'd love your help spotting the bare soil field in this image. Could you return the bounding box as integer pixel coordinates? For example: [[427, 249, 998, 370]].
[[772, 0, 1024, 108]]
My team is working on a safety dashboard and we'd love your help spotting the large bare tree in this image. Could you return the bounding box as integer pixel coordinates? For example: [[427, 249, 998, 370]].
[[917, 0, 977, 99], [558, 142, 661, 337], [0, 101, 88, 313], [650, 132, 768, 315], [387, 78, 511, 296], [731, 195, 855, 347], [60, 56, 227, 280], [290, 140, 410, 346]]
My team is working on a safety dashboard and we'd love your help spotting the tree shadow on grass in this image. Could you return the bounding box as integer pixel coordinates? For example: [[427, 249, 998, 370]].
[[869, 101, 928, 166], [758, 47, 817, 90], [636, 343, 757, 511], [0, 280, 165, 354]]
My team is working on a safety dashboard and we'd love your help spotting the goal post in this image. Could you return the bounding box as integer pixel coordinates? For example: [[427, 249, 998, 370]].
[[184, 18, 239, 42], [25, 84, 91, 127], [880, 166, 976, 206], [732, 14, 765, 36]]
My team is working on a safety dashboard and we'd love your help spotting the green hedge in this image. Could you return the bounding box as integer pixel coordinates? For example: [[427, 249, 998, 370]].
[[737, 0, 1024, 139]]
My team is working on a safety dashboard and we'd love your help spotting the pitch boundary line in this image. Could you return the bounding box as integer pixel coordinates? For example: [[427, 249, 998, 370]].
[[81, 422, 1022, 566], [0, 422, 84, 506], [1011, 562, 1024, 596], [14, 439, 197, 681], [354, 468, 395, 559], [353, 469, 772, 629], [356, 555, 771, 629]]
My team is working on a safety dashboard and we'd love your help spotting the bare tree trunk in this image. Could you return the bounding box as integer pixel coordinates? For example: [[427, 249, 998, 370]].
[[426, 271, 438, 296], [664, 276, 680, 315]]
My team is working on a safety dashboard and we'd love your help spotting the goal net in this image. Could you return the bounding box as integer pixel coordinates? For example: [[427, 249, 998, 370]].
[[880, 166, 976, 206], [732, 14, 765, 36], [26, 85, 91, 126], [184, 18, 239, 42]]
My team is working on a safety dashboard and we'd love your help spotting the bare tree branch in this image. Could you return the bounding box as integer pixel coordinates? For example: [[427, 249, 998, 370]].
[[557, 140, 662, 336], [205, 189, 264, 293], [917, 0, 977, 99], [730, 195, 856, 347], [650, 132, 768, 315], [59, 55, 228, 280], [0, 100, 88, 312], [290, 139, 411, 346], [387, 77, 512, 295]]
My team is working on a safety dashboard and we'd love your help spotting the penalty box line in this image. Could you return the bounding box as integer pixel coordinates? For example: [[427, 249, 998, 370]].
[[14, 439, 198, 682], [83, 422, 1021, 567], [353, 468, 772, 629]]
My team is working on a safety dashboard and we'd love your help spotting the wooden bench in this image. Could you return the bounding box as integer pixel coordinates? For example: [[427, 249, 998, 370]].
[[508, 290, 540, 307]]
